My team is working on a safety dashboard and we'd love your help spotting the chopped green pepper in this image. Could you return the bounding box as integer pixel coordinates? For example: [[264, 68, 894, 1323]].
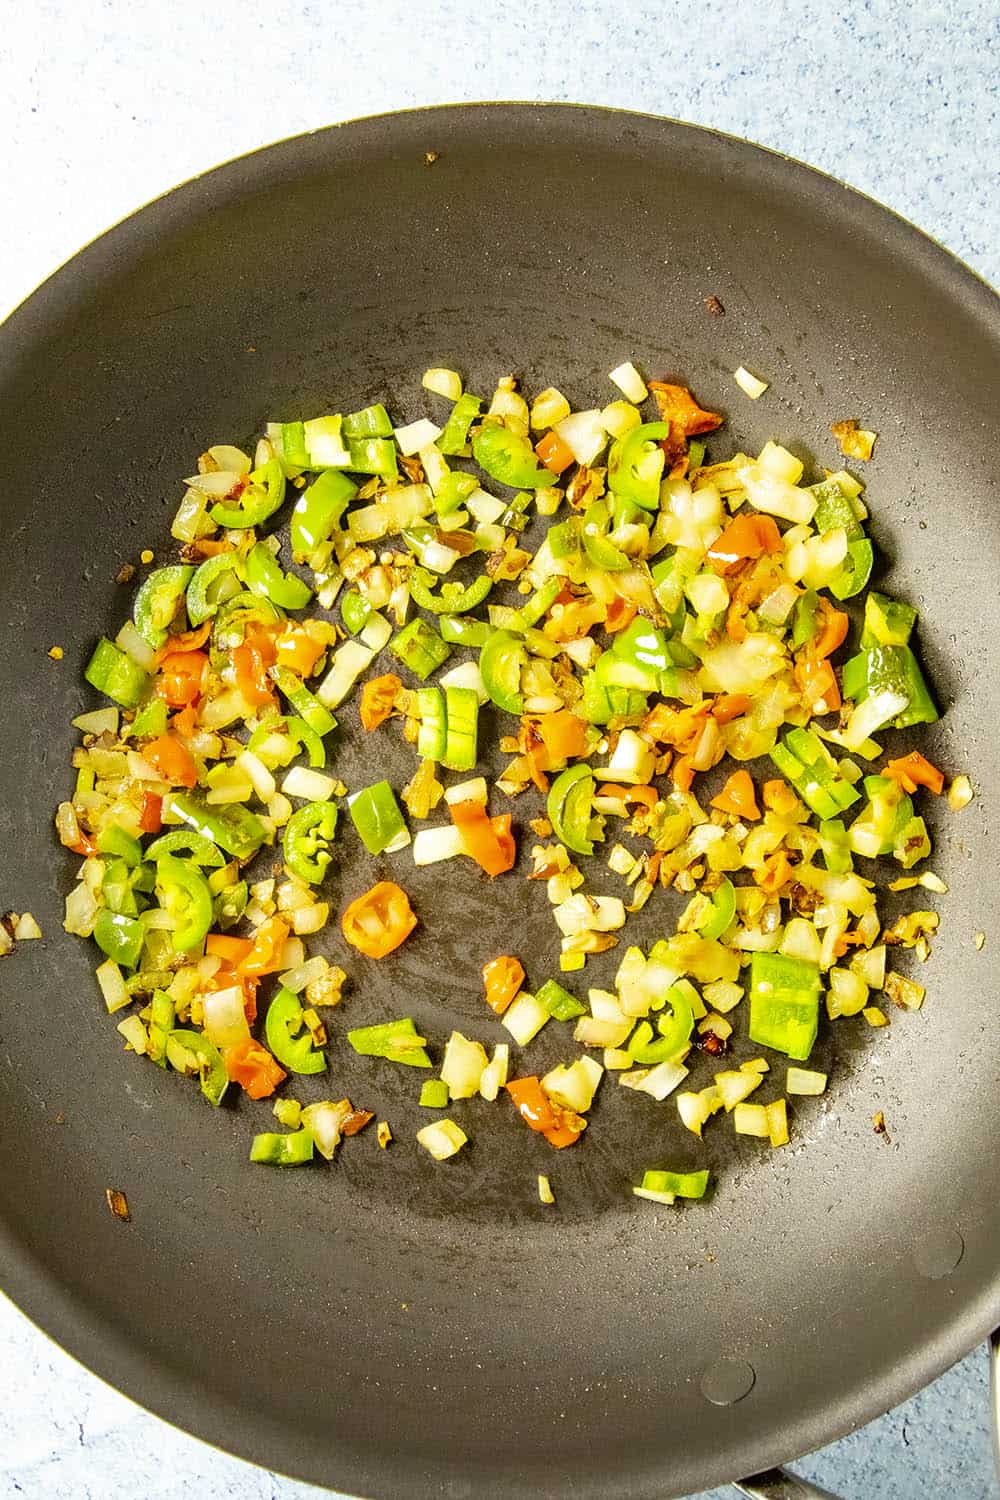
[[861, 591, 916, 649], [246, 541, 312, 610], [416, 687, 446, 761], [695, 878, 736, 941], [290, 469, 357, 555], [145, 830, 229, 867], [340, 590, 373, 634], [210, 457, 285, 529], [581, 500, 629, 571], [343, 403, 393, 438], [548, 518, 580, 560], [269, 665, 337, 737], [213, 879, 248, 928], [93, 908, 144, 969], [250, 1129, 315, 1165], [809, 478, 864, 538], [748, 951, 822, 1061], [443, 686, 479, 772], [155, 854, 214, 952], [101, 858, 142, 917], [85, 638, 152, 709], [791, 589, 820, 648], [409, 566, 493, 615], [280, 420, 311, 468], [186, 553, 243, 625], [166, 1028, 229, 1106], [818, 818, 853, 873], [479, 629, 525, 714], [283, 801, 338, 883], [769, 728, 861, 819], [440, 614, 492, 648], [519, 578, 562, 628], [128, 696, 168, 739], [284, 716, 326, 768], [536, 977, 587, 1021], [133, 565, 194, 647], [433, 470, 478, 516], [165, 791, 267, 861], [347, 437, 398, 477], [437, 393, 483, 456], [348, 780, 407, 855], [346, 1017, 432, 1068], [547, 764, 596, 856], [628, 985, 694, 1063], [640, 1167, 709, 1199], [97, 824, 143, 867], [265, 987, 327, 1074], [419, 1078, 450, 1108], [607, 421, 670, 509], [472, 423, 556, 490], [146, 989, 175, 1067], [389, 617, 452, 680], [830, 539, 874, 600]]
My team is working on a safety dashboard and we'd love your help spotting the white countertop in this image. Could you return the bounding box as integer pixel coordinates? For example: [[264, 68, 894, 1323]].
[[1, 2, 997, 1497]]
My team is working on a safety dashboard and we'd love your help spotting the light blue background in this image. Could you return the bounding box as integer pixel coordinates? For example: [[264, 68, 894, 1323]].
[[0, 2, 997, 1496]]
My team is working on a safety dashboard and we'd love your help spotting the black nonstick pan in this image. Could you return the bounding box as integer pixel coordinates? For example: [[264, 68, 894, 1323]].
[[0, 105, 998, 1500]]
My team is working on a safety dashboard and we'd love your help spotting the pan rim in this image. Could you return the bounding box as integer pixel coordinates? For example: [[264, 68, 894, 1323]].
[[1, 102, 998, 1497]]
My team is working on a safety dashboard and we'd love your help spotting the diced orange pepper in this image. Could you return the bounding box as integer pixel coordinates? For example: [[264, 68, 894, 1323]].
[[156, 622, 212, 658], [482, 955, 525, 1016], [711, 693, 752, 724], [139, 792, 163, 833], [506, 1076, 584, 1149], [156, 650, 208, 707], [170, 704, 199, 737], [206, 933, 254, 963], [812, 599, 849, 660], [604, 596, 638, 635], [706, 514, 784, 574], [763, 779, 801, 815], [883, 752, 945, 796], [223, 1038, 286, 1099], [672, 756, 695, 793], [275, 625, 326, 679], [710, 769, 761, 820], [754, 850, 795, 893], [537, 709, 589, 767], [143, 733, 198, 788], [596, 783, 659, 810], [449, 799, 516, 876], [359, 673, 403, 731], [237, 915, 290, 977], [794, 656, 841, 715], [231, 627, 277, 709], [648, 381, 724, 440], [534, 429, 575, 474], [341, 882, 417, 959]]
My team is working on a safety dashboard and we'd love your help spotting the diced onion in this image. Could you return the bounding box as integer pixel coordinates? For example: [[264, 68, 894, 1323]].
[[530, 387, 571, 431], [538, 1174, 555, 1204], [422, 368, 463, 400], [116, 1015, 148, 1054], [202, 986, 251, 1048], [317, 641, 374, 708], [948, 774, 973, 811], [412, 825, 466, 865], [115, 620, 159, 673], [96, 958, 129, 1013], [72, 708, 120, 736], [416, 1119, 468, 1160], [440, 1032, 489, 1099], [608, 362, 648, 403], [554, 409, 607, 466], [542, 1056, 603, 1112], [619, 1059, 689, 1101], [502, 992, 550, 1046], [786, 1068, 827, 1096], [734, 366, 769, 399], [733, 1102, 770, 1136], [443, 776, 488, 806], [395, 418, 442, 455]]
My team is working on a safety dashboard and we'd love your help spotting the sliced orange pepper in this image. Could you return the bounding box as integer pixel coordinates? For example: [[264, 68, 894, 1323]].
[[482, 955, 525, 1016], [237, 915, 290, 977], [341, 882, 417, 959], [710, 769, 761, 820], [536, 709, 589, 767], [359, 673, 403, 731], [69, 832, 97, 857], [754, 850, 794, 893], [763, 779, 801, 815], [706, 514, 784, 575], [604, 596, 638, 635], [883, 751, 945, 796], [648, 381, 724, 442], [490, 814, 517, 874], [143, 733, 198, 788], [534, 429, 575, 474], [231, 625, 277, 709], [223, 1038, 286, 1099], [170, 704, 199, 737]]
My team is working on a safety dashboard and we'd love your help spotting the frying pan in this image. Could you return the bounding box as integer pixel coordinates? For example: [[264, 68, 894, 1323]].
[[0, 105, 998, 1500]]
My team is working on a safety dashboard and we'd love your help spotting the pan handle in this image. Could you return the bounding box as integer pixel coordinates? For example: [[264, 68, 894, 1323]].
[[732, 1472, 841, 1499], [735, 1329, 1000, 1500]]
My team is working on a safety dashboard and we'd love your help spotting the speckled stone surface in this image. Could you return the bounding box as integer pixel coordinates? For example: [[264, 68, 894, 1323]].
[[0, 3, 997, 1497]]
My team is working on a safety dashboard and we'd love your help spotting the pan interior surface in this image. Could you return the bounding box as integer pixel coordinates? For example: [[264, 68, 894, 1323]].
[[0, 106, 998, 1500]]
